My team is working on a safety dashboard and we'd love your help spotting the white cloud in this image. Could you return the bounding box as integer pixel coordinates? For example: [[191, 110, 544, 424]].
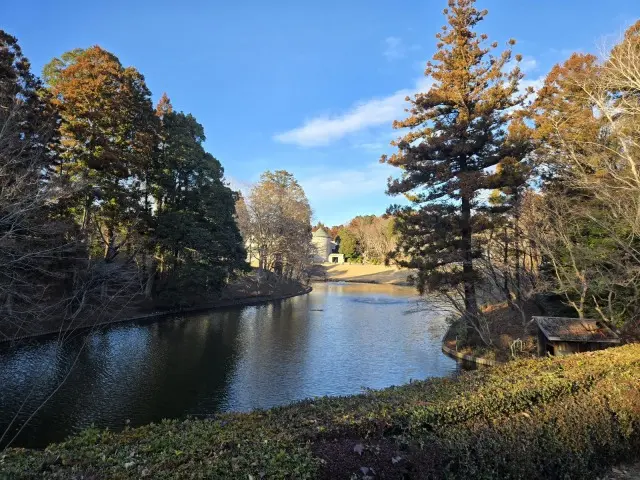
[[519, 76, 545, 100], [355, 142, 386, 151], [518, 57, 538, 73], [383, 36, 405, 60], [226, 175, 252, 195], [505, 55, 538, 74], [300, 162, 395, 201], [274, 77, 432, 147]]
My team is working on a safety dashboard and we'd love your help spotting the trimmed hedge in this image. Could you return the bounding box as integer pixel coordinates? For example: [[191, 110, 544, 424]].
[[1, 345, 639, 479]]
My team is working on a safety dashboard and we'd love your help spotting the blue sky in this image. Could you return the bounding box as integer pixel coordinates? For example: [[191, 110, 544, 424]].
[[4, 1, 638, 225]]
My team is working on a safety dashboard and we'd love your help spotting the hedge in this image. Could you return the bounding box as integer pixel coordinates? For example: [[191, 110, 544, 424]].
[[1, 344, 639, 479]]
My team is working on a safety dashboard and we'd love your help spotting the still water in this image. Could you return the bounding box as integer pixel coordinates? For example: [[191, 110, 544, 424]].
[[0, 282, 458, 448]]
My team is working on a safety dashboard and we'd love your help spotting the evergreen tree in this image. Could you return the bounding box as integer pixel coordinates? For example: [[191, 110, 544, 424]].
[[152, 95, 247, 305], [337, 228, 358, 260], [383, 0, 525, 333]]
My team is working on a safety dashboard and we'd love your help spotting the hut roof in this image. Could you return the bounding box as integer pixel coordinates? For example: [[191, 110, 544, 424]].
[[312, 227, 330, 238], [534, 316, 620, 344]]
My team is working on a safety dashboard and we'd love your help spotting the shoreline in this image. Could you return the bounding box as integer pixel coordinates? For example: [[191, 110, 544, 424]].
[[313, 277, 410, 286], [3, 344, 638, 478], [441, 321, 504, 366], [441, 341, 502, 366], [0, 285, 312, 346], [310, 263, 413, 286]]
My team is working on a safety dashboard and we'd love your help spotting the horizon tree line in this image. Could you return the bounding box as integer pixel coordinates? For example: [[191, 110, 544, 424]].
[[0, 33, 249, 338]]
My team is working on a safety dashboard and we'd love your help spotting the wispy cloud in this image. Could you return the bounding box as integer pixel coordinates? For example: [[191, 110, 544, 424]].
[[519, 75, 545, 100], [383, 36, 405, 60], [518, 57, 538, 73], [274, 77, 432, 147], [274, 59, 542, 149], [300, 162, 395, 201], [226, 175, 252, 195], [549, 47, 581, 57], [382, 36, 420, 61], [505, 55, 538, 74]]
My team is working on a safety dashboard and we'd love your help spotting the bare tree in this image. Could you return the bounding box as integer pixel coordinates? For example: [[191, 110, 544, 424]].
[[527, 22, 640, 327], [237, 171, 314, 283]]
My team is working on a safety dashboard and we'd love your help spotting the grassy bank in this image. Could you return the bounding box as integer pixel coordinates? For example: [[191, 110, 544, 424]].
[[2, 344, 639, 479]]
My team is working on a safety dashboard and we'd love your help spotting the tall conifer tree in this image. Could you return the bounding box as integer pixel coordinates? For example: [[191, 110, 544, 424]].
[[383, 0, 525, 331], [43, 47, 158, 262]]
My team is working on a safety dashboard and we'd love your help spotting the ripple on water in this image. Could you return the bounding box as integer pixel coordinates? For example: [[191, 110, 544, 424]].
[[0, 282, 458, 448]]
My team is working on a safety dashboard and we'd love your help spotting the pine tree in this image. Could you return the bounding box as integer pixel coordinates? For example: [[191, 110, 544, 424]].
[[383, 0, 525, 335]]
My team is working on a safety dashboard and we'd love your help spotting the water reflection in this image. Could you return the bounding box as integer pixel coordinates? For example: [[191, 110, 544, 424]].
[[0, 283, 457, 448]]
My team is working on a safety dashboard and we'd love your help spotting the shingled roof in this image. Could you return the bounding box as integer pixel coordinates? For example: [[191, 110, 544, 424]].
[[534, 316, 620, 344]]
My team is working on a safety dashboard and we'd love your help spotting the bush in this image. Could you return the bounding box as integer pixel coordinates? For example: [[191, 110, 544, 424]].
[[2, 345, 639, 479]]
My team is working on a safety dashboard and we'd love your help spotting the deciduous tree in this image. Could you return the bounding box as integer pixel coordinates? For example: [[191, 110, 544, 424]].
[[241, 171, 313, 280]]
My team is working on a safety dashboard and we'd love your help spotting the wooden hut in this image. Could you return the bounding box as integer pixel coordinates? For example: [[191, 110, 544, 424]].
[[534, 316, 620, 356]]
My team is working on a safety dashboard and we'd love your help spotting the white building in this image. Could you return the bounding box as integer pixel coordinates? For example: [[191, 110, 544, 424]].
[[312, 227, 345, 264]]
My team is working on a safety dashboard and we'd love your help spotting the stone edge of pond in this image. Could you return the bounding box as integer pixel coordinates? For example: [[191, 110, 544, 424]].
[[441, 343, 502, 366], [0, 286, 313, 346], [441, 323, 503, 367]]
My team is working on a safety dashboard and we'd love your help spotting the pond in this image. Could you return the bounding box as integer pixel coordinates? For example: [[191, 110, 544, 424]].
[[0, 282, 458, 448]]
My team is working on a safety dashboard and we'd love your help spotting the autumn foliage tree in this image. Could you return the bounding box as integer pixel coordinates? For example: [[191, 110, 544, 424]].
[[383, 0, 526, 341], [525, 22, 640, 329], [239, 171, 313, 280], [44, 47, 158, 262]]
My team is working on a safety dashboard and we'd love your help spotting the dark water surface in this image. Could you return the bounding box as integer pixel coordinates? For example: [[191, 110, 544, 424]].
[[0, 282, 457, 448]]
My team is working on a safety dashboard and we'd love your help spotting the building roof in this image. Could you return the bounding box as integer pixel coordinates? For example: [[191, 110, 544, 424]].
[[534, 316, 620, 344], [312, 227, 330, 238]]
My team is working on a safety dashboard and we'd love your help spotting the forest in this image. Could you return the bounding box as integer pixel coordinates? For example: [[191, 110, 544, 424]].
[[0, 34, 252, 339], [381, 5, 640, 347]]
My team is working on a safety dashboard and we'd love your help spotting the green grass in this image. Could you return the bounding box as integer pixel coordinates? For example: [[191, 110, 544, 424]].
[[2, 344, 639, 479]]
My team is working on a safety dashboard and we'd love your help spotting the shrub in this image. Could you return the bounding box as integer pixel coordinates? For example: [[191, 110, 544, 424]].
[[2, 345, 639, 479]]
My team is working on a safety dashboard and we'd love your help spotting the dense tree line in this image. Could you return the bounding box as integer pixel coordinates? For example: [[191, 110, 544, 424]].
[[310, 216, 397, 264], [334, 215, 397, 264], [385, 0, 640, 341], [0, 34, 247, 337]]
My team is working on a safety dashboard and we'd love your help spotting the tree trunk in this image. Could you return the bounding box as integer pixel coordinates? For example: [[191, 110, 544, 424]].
[[145, 259, 156, 299], [104, 225, 117, 262], [503, 225, 511, 306], [461, 195, 479, 319], [81, 193, 91, 232], [514, 209, 522, 305]]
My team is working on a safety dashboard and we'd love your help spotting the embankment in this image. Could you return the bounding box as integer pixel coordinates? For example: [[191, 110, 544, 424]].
[[3, 344, 639, 479], [0, 282, 311, 345]]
